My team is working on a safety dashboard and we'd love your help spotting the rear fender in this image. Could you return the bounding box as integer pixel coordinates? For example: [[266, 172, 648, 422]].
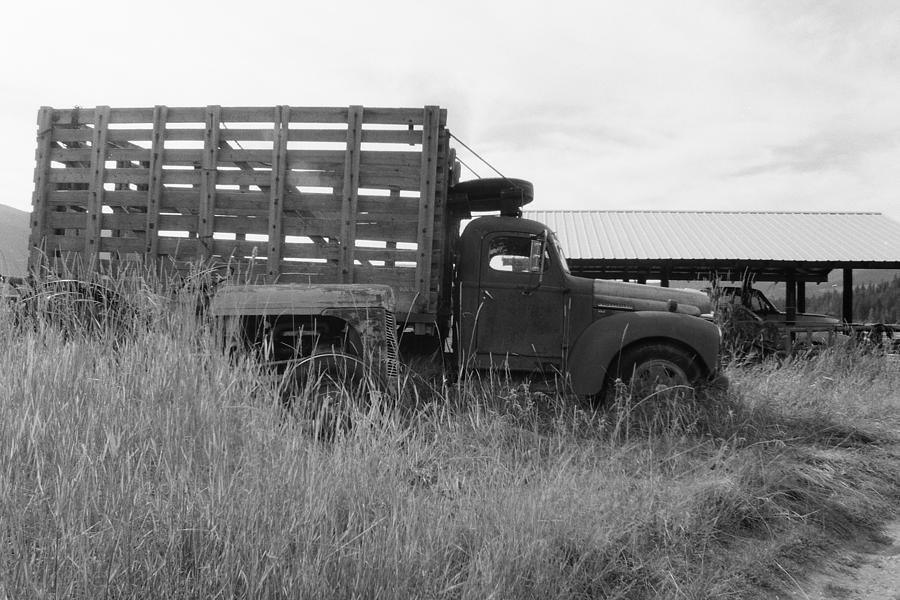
[[568, 311, 721, 395]]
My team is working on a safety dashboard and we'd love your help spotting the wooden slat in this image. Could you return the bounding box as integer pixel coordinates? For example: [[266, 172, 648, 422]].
[[47, 190, 91, 205], [50, 148, 93, 162], [107, 107, 156, 123], [107, 148, 151, 161], [361, 107, 429, 125], [47, 212, 88, 229], [285, 171, 342, 188], [29, 107, 55, 272], [100, 213, 157, 230], [220, 129, 277, 142], [158, 214, 202, 230], [160, 169, 203, 186], [51, 108, 97, 124], [152, 189, 335, 214], [282, 243, 340, 261], [359, 150, 422, 167], [199, 105, 221, 257], [358, 171, 421, 189], [353, 245, 418, 262], [207, 149, 423, 168], [52, 129, 94, 144], [49, 168, 151, 186], [222, 106, 343, 123], [267, 106, 290, 281], [99, 238, 145, 253], [357, 196, 420, 214], [50, 106, 437, 127], [46, 235, 84, 253], [157, 237, 201, 257], [281, 107, 348, 123], [105, 129, 155, 143], [340, 105, 363, 283], [414, 106, 441, 311], [146, 106, 167, 258], [49, 146, 140, 173], [84, 106, 110, 259], [196, 190, 268, 211], [361, 129, 423, 145]]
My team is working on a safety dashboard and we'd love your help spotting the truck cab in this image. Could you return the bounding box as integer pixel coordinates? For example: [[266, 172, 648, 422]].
[[453, 203, 722, 399]]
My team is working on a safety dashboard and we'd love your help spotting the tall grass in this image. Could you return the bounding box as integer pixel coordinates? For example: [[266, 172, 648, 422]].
[[1, 281, 898, 599]]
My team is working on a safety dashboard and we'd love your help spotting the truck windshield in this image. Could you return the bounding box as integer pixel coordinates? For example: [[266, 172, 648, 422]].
[[551, 233, 570, 274]]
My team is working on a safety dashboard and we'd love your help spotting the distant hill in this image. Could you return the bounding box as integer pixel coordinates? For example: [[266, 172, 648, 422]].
[[0, 204, 30, 276]]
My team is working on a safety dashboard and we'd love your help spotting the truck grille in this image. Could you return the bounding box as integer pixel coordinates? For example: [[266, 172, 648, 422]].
[[384, 310, 399, 379]]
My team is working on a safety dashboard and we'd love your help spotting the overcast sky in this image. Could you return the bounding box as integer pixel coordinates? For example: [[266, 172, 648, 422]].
[[2, 0, 898, 221]]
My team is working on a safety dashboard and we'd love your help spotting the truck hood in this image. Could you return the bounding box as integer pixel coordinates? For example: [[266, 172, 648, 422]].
[[593, 280, 712, 317]]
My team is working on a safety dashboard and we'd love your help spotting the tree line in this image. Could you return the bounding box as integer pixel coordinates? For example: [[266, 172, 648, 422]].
[[804, 276, 900, 324]]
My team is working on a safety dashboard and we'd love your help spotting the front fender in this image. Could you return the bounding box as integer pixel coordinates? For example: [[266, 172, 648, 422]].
[[568, 311, 721, 395]]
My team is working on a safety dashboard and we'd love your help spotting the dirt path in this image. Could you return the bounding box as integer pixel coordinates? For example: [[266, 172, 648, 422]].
[[784, 520, 900, 600]]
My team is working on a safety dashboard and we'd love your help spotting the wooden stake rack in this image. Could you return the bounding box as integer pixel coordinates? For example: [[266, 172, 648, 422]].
[[30, 105, 457, 317]]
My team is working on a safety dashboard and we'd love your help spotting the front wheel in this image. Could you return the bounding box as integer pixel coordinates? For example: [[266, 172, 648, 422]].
[[602, 343, 703, 404]]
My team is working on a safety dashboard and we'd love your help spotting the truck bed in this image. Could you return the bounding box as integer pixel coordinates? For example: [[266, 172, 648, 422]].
[[30, 105, 459, 319]]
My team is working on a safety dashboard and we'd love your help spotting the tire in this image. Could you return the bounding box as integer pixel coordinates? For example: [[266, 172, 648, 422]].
[[16, 279, 134, 339], [448, 178, 534, 214], [601, 343, 703, 404], [280, 351, 386, 440]]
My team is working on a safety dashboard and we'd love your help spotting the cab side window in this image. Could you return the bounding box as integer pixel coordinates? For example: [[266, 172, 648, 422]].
[[488, 236, 532, 273]]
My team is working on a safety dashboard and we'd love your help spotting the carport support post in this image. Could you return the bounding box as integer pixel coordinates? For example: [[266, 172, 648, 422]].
[[785, 270, 797, 324], [785, 270, 797, 353], [842, 268, 853, 323], [796, 280, 806, 313]]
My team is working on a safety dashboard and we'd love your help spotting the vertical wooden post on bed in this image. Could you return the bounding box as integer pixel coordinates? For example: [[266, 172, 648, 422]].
[[267, 105, 290, 282], [29, 106, 54, 273], [146, 105, 167, 264], [415, 105, 440, 312], [84, 106, 110, 267], [340, 105, 363, 283], [199, 105, 221, 259]]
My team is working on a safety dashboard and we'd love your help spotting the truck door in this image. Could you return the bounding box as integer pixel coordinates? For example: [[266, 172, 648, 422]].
[[473, 232, 568, 371]]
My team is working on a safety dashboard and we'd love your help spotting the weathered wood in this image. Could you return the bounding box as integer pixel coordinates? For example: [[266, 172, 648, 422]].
[[146, 105, 167, 258], [33, 104, 455, 317], [84, 106, 111, 259], [103, 147, 153, 162], [29, 107, 55, 272], [414, 106, 441, 311], [199, 106, 221, 257], [99, 238, 146, 253], [386, 189, 400, 268], [361, 107, 436, 125], [267, 105, 290, 281], [340, 106, 364, 283], [49, 168, 151, 185]]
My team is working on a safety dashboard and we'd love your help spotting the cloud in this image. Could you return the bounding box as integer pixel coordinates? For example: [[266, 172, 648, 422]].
[[731, 127, 900, 177]]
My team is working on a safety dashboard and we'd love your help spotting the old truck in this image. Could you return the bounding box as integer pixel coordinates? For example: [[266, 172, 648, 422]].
[[712, 285, 899, 357], [28, 104, 722, 402]]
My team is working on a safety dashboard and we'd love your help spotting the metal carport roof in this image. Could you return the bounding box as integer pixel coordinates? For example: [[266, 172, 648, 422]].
[[523, 210, 900, 282]]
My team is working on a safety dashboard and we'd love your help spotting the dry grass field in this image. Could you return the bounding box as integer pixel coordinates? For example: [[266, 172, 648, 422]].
[[1, 282, 898, 599]]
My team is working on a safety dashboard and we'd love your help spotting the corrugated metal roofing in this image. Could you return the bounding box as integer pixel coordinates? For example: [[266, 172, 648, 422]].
[[522, 211, 900, 263]]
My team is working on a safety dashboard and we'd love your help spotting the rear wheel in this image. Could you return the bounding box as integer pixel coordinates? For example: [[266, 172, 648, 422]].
[[280, 351, 385, 440]]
